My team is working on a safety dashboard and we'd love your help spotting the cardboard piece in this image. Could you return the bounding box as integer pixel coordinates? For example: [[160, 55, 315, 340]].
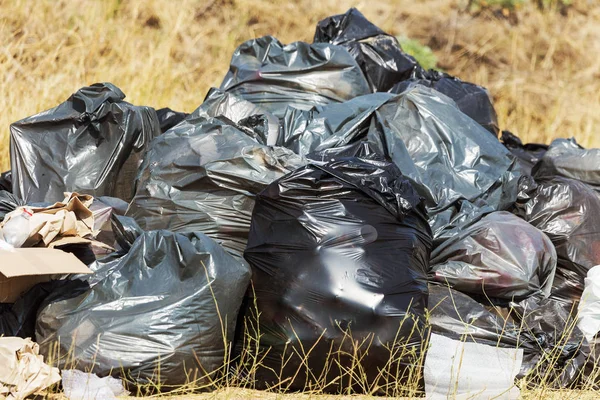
[[0, 193, 109, 249], [0, 337, 61, 399], [0, 246, 92, 303]]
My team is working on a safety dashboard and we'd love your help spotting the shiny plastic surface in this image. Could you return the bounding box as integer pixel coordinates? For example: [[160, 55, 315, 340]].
[[126, 116, 305, 260], [243, 156, 432, 392], [533, 138, 600, 192], [219, 36, 371, 117], [36, 229, 251, 387], [10, 83, 161, 203], [431, 212, 557, 301], [514, 177, 600, 303], [314, 8, 418, 92], [501, 130, 548, 176]]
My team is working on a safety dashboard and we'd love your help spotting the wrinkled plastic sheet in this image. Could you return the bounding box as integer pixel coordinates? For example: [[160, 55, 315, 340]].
[[219, 35, 371, 118], [127, 115, 305, 260], [533, 138, 600, 192], [501, 130, 548, 176], [514, 177, 600, 303], [36, 228, 251, 387], [431, 211, 557, 301], [313, 8, 418, 93], [10, 83, 160, 203], [242, 156, 432, 393]]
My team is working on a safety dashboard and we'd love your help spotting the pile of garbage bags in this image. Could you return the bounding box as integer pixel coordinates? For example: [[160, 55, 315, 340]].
[[1, 7, 599, 397]]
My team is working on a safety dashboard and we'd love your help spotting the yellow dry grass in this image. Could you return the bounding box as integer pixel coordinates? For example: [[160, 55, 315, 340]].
[[1, 0, 599, 171]]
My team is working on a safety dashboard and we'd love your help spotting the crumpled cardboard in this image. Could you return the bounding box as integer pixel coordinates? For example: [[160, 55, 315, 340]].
[[0, 337, 61, 399], [0, 193, 112, 250]]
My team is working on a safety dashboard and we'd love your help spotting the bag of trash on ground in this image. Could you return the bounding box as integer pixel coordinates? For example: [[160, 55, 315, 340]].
[[127, 115, 305, 260], [366, 84, 521, 240], [10, 82, 160, 203], [36, 218, 251, 388], [430, 211, 557, 302], [532, 138, 600, 192], [513, 177, 600, 303], [390, 68, 500, 136], [242, 155, 432, 394], [501, 131, 548, 176], [428, 284, 588, 389], [313, 8, 418, 93], [219, 36, 371, 118]]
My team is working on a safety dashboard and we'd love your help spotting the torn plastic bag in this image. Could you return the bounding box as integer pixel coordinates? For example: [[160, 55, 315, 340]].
[[513, 177, 600, 303], [126, 116, 305, 260], [0, 279, 89, 338], [36, 228, 251, 388], [366, 84, 521, 239], [10, 83, 161, 203], [219, 36, 371, 118], [430, 211, 557, 301], [0, 171, 11, 193], [501, 130, 548, 175], [155, 107, 188, 133], [532, 138, 600, 192], [242, 156, 432, 394], [390, 69, 499, 136], [313, 8, 418, 93], [0, 191, 24, 221]]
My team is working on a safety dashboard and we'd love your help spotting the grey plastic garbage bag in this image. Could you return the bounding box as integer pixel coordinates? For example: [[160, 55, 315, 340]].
[[126, 116, 305, 260], [242, 156, 432, 394], [390, 68, 500, 136], [313, 8, 418, 93], [366, 84, 521, 239], [219, 36, 371, 118], [10, 83, 160, 203], [532, 138, 600, 192], [36, 228, 251, 387], [430, 211, 557, 301], [513, 177, 600, 304]]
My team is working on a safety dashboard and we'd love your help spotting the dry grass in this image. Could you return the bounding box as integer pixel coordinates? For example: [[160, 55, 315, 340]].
[[0, 0, 599, 171]]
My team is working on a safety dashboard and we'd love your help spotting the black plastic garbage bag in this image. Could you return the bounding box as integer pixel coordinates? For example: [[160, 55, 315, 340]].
[[242, 156, 432, 394], [10, 83, 161, 203], [314, 8, 418, 93], [219, 36, 371, 118], [428, 285, 587, 386], [390, 69, 500, 136], [501, 130, 548, 175], [430, 211, 557, 301], [0, 190, 24, 220], [155, 107, 189, 133], [513, 177, 600, 304], [36, 229, 251, 387], [367, 84, 521, 240], [532, 138, 600, 192], [0, 279, 89, 339], [0, 171, 12, 193], [127, 116, 305, 260]]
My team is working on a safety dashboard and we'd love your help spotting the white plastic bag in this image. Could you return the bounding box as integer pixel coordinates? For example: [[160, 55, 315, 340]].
[[61, 370, 129, 400], [578, 265, 600, 342]]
